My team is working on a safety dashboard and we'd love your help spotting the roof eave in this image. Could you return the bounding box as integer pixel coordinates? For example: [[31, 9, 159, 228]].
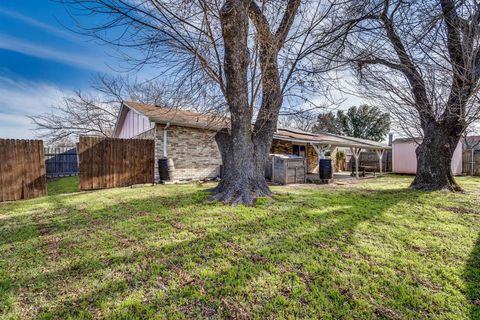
[[272, 135, 391, 150], [149, 117, 227, 131]]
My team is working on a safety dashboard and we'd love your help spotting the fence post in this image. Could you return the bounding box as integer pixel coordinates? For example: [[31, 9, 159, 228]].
[[471, 149, 475, 176]]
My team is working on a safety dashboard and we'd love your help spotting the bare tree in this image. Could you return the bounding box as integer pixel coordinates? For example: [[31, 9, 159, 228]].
[[335, 0, 480, 190], [61, 0, 343, 205], [31, 89, 117, 145], [278, 109, 318, 132], [31, 75, 174, 144]]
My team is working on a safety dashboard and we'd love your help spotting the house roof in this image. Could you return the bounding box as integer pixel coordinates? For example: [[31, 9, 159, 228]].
[[124, 101, 228, 130], [119, 101, 391, 150]]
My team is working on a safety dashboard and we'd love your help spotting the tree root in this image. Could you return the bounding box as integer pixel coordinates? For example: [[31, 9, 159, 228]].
[[410, 179, 463, 192], [209, 180, 272, 206]]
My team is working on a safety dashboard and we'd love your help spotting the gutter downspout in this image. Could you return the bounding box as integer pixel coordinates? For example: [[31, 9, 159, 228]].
[[163, 122, 170, 158]]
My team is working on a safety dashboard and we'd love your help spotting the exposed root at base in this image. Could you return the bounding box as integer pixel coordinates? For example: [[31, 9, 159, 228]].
[[410, 181, 463, 192]]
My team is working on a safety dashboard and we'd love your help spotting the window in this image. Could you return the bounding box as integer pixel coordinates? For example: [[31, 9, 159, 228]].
[[293, 144, 306, 157]]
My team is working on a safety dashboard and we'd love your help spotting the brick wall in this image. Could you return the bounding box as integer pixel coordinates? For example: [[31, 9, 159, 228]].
[[154, 124, 221, 182], [271, 139, 320, 173], [330, 147, 338, 172], [152, 127, 325, 181], [271, 139, 293, 154]]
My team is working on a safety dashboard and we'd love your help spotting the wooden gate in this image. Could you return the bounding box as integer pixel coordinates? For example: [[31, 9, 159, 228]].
[[0, 139, 47, 202], [78, 137, 155, 190]]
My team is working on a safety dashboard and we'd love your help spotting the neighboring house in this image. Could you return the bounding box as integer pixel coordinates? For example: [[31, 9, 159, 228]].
[[392, 138, 463, 175], [113, 102, 391, 182]]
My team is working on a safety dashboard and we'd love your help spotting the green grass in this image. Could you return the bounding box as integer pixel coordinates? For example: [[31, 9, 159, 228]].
[[47, 176, 79, 196], [1, 175, 480, 319]]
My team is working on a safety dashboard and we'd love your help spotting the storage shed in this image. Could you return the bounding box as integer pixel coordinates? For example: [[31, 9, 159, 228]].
[[265, 154, 306, 185], [392, 138, 463, 175]]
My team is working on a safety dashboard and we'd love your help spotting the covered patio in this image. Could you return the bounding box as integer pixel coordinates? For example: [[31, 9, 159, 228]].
[[271, 128, 391, 180]]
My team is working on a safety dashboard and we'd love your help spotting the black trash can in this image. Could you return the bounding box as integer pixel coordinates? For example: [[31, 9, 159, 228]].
[[158, 158, 174, 181], [319, 159, 333, 180]]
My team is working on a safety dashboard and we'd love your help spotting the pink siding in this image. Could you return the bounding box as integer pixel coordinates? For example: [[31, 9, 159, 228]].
[[117, 109, 154, 138], [393, 140, 462, 175]]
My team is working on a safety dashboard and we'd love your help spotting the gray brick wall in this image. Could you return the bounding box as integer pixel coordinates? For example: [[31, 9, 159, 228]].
[[154, 124, 221, 182]]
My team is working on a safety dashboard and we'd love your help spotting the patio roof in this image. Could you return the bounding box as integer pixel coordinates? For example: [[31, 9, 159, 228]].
[[274, 128, 391, 150]]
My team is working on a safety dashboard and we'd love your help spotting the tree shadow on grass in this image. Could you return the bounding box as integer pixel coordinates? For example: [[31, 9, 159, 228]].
[[0, 188, 209, 247], [7, 186, 427, 319], [465, 235, 480, 319]]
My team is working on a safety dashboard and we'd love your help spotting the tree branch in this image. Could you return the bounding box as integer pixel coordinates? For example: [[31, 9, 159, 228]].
[[275, 0, 301, 46]]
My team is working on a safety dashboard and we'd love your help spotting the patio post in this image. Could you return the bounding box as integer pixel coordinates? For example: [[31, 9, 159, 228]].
[[375, 149, 385, 174], [310, 143, 320, 162], [350, 147, 362, 179], [310, 143, 329, 162]]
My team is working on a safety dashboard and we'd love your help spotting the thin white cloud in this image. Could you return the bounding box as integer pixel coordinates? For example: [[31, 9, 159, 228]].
[[0, 76, 63, 139], [0, 33, 107, 72], [0, 112, 32, 126], [0, 7, 79, 42]]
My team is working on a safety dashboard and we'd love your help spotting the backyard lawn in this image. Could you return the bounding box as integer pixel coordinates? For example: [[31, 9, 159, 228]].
[[46, 176, 80, 196], [1, 175, 480, 319]]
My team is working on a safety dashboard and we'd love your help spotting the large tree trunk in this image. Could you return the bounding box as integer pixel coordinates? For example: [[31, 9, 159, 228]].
[[211, 0, 299, 205], [212, 130, 271, 206], [210, 0, 272, 206], [411, 124, 462, 191]]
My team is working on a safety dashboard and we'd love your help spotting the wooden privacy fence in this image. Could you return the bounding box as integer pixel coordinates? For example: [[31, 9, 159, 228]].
[[44, 146, 78, 178], [462, 150, 480, 176], [347, 150, 393, 172], [78, 137, 154, 190], [0, 139, 47, 202]]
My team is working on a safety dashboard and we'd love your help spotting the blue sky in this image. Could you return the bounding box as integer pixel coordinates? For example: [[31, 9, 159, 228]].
[[0, 1, 118, 139], [0, 1, 365, 140]]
